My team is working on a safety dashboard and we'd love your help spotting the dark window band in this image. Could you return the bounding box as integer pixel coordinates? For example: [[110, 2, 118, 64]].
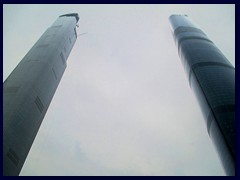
[[213, 104, 235, 114], [174, 26, 205, 37], [177, 36, 213, 51], [192, 62, 234, 71], [189, 62, 234, 87], [206, 104, 235, 136]]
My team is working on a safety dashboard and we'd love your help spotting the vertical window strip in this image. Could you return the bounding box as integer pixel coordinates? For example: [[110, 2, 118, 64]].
[[6, 148, 19, 166], [60, 52, 65, 65], [52, 68, 58, 80], [35, 96, 44, 113]]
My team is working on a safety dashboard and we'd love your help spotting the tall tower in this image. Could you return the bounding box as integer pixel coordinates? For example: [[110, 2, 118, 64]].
[[3, 13, 79, 176], [169, 15, 235, 176]]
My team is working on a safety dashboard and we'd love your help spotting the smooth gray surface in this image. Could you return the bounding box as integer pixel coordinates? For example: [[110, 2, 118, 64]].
[[3, 14, 79, 176]]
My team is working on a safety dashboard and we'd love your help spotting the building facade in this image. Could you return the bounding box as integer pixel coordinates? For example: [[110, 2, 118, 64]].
[[3, 13, 79, 176], [169, 15, 235, 176]]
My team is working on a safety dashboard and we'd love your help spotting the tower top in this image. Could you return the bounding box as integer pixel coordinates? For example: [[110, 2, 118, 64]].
[[169, 14, 188, 18], [168, 14, 195, 32], [59, 13, 79, 22]]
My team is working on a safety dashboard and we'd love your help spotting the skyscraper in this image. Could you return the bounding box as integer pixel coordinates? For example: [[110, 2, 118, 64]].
[[169, 15, 235, 176], [3, 13, 79, 176]]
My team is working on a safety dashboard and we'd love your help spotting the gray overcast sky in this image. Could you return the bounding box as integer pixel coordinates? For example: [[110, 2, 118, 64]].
[[3, 4, 235, 176]]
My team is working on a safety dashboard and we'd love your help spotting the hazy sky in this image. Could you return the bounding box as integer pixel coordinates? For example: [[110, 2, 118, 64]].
[[3, 4, 235, 176]]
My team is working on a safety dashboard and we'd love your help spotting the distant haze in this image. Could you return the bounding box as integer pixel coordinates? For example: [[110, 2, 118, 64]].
[[3, 4, 234, 176]]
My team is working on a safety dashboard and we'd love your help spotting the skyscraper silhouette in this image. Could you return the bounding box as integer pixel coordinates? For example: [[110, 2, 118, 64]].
[[169, 15, 235, 176], [3, 13, 79, 176]]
